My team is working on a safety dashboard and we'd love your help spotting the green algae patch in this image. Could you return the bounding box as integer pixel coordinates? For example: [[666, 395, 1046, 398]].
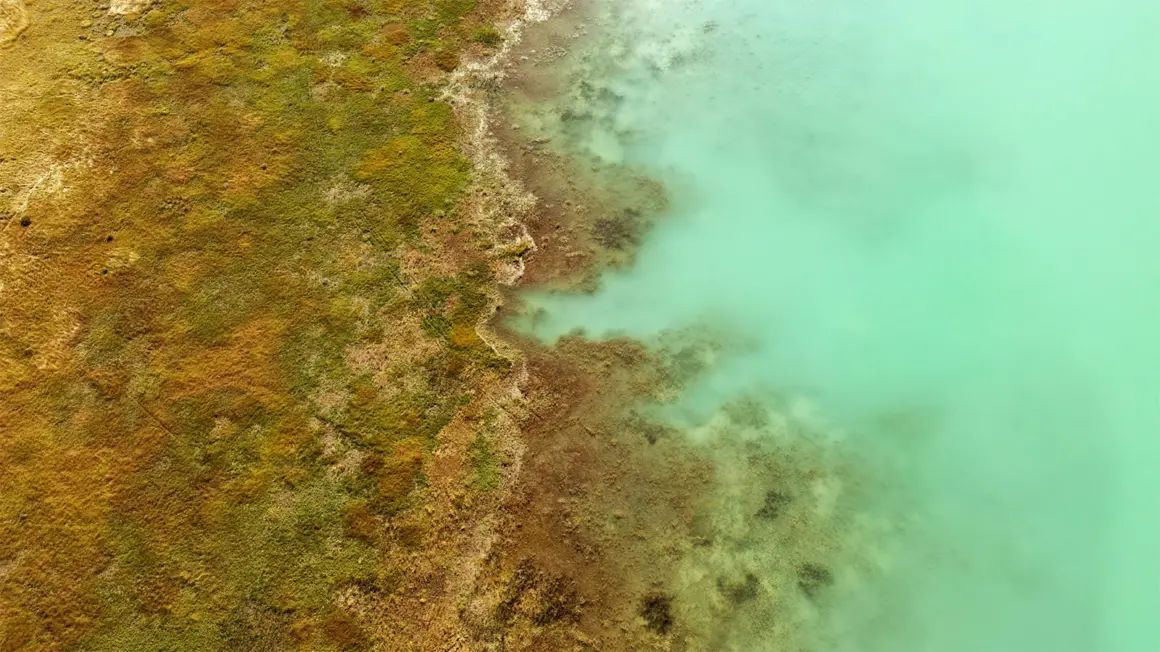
[[0, 0, 515, 648]]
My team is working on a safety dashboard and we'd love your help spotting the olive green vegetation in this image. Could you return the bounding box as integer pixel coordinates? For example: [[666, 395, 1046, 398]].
[[0, 0, 510, 649], [474, 26, 502, 47], [467, 432, 501, 491]]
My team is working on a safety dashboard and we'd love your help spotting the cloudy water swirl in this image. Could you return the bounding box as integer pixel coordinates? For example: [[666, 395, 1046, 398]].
[[513, 0, 1160, 649]]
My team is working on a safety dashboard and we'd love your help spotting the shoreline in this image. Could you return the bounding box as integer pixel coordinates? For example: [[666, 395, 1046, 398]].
[[448, 1, 728, 647], [454, 2, 876, 648], [443, 1, 718, 647]]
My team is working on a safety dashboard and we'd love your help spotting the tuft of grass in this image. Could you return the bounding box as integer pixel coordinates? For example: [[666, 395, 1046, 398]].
[[435, 0, 478, 25], [468, 433, 501, 491], [474, 26, 502, 47]]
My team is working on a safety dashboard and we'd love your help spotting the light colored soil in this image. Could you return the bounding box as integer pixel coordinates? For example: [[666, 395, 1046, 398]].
[[0, 0, 29, 47]]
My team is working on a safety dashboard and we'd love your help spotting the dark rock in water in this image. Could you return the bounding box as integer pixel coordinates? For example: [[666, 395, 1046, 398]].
[[640, 591, 674, 634], [593, 212, 640, 250], [718, 572, 761, 605], [796, 562, 833, 598], [723, 396, 770, 428], [757, 490, 792, 519], [625, 413, 674, 445]]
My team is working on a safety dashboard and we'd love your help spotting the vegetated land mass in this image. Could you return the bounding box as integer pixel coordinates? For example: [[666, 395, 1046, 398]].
[[0, 0, 521, 649]]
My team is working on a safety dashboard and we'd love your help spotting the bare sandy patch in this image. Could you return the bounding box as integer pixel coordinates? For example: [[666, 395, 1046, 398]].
[[0, 0, 28, 47], [107, 0, 150, 16]]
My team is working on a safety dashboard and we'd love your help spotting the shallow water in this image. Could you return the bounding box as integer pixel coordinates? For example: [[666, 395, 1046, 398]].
[[515, 0, 1160, 649]]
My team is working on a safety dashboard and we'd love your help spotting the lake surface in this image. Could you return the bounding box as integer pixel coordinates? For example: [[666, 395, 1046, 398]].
[[515, 0, 1160, 649]]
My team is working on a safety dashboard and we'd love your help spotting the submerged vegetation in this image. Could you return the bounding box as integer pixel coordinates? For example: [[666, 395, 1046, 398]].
[[0, 0, 516, 648]]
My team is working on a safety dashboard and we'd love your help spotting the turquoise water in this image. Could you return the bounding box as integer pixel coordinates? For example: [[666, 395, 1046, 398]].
[[515, 0, 1160, 649]]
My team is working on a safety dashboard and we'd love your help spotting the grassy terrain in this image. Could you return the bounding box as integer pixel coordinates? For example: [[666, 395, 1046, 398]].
[[0, 0, 514, 649]]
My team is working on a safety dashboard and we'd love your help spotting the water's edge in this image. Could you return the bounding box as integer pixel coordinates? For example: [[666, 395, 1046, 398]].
[[496, 0, 1160, 650]]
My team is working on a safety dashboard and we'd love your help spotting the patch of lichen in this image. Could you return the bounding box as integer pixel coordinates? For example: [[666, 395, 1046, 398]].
[[0, 0, 509, 649]]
